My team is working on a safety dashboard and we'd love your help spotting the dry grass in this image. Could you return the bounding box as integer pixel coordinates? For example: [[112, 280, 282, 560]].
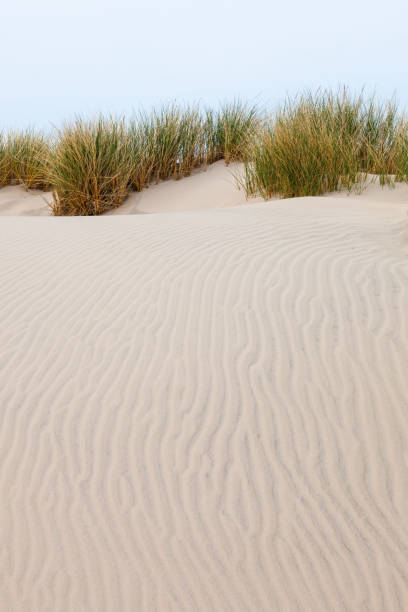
[[205, 101, 259, 165], [244, 90, 403, 199], [50, 118, 132, 216], [1, 93, 407, 215], [0, 130, 50, 189], [0, 102, 259, 215], [128, 106, 206, 191], [128, 102, 256, 193], [47, 103, 258, 215], [395, 123, 408, 182]]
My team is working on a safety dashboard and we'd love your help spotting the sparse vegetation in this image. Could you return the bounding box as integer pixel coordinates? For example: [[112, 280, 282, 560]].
[[128, 105, 206, 188], [1, 92, 408, 215], [205, 101, 259, 165], [393, 123, 408, 182], [127, 102, 257, 191], [0, 130, 50, 189], [50, 118, 132, 216], [243, 89, 404, 199]]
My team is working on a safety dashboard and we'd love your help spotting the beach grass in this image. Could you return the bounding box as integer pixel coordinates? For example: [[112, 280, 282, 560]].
[[1, 92, 407, 214], [50, 118, 132, 216], [128, 106, 205, 191], [128, 102, 256, 192], [0, 130, 50, 189], [205, 101, 259, 165], [243, 89, 403, 199], [395, 124, 408, 182], [47, 102, 258, 214]]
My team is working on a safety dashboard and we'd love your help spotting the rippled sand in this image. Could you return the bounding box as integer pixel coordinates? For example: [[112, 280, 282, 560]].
[[1, 169, 408, 611]]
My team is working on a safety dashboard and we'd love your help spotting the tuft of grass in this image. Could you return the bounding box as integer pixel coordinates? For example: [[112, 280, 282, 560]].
[[0, 102, 261, 214], [394, 121, 408, 181], [244, 89, 402, 199], [148, 106, 183, 182], [2, 92, 406, 215], [50, 117, 132, 216], [177, 107, 206, 177], [206, 101, 259, 165], [0, 130, 50, 189], [0, 134, 6, 185], [127, 113, 157, 191], [128, 105, 206, 190], [128, 102, 258, 190], [361, 98, 401, 183]]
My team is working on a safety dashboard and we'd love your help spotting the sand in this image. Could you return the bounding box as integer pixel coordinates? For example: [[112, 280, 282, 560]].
[[0, 160, 256, 217], [106, 160, 259, 214], [0, 184, 52, 216], [1, 166, 408, 611]]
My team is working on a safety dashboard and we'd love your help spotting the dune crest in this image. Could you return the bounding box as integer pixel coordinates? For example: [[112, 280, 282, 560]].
[[1, 194, 408, 611]]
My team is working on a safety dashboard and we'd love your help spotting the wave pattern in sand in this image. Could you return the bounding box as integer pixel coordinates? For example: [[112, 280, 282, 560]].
[[1, 198, 408, 611]]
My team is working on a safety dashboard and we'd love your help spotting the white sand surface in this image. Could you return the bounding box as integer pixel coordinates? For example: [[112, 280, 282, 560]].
[[1, 165, 407, 218], [1, 174, 408, 611], [106, 160, 258, 214], [0, 161, 255, 217], [0, 184, 52, 216]]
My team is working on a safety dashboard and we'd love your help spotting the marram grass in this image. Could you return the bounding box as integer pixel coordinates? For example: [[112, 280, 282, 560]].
[[128, 102, 256, 192], [205, 101, 259, 165], [1, 93, 408, 215], [0, 130, 51, 189], [50, 118, 132, 216], [243, 90, 404, 199]]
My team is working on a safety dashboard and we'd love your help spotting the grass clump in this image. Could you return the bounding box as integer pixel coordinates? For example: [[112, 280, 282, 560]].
[[50, 118, 132, 216], [244, 90, 402, 199], [148, 105, 205, 181], [0, 135, 6, 185], [205, 101, 259, 165], [128, 105, 206, 191], [361, 99, 401, 182], [143, 106, 182, 182], [0, 101, 260, 215], [127, 102, 257, 193], [0, 130, 50, 189], [394, 123, 408, 181], [127, 113, 157, 191], [177, 107, 207, 177], [2, 92, 405, 215]]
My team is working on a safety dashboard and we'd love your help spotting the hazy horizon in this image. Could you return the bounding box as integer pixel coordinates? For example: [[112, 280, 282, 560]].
[[1, 0, 407, 129]]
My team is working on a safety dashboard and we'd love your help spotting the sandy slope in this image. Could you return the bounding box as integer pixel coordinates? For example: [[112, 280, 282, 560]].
[[0, 160, 255, 216], [0, 184, 52, 215], [107, 160, 258, 214], [1, 178, 408, 611]]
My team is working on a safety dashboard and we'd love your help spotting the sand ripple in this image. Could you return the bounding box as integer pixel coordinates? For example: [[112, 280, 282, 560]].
[[1, 197, 408, 611]]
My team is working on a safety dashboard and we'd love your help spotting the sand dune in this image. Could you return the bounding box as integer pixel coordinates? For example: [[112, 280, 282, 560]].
[[0, 161, 256, 217], [106, 160, 259, 214], [0, 184, 52, 216], [1, 175, 408, 611], [1, 163, 408, 218]]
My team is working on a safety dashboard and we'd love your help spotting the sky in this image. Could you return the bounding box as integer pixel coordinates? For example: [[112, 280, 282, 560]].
[[1, 0, 408, 129]]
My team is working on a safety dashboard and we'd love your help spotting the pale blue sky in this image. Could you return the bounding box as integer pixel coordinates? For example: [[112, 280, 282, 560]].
[[1, 0, 407, 129]]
